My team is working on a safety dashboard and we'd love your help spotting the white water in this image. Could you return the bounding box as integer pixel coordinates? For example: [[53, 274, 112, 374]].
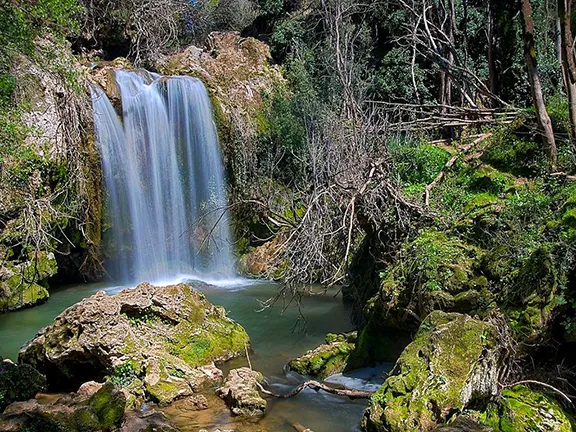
[[90, 71, 235, 285]]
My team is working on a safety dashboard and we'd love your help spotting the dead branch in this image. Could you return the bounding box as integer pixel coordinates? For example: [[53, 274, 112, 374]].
[[256, 381, 374, 399]]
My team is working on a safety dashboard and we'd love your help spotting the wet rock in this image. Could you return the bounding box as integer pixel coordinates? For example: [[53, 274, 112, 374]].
[[19, 282, 249, 405], [363, 311, 504, 432], [0, 382, 126, 431], [120, 409, 179, 432], [0, 357, 46, 412], [481, 385, 574, 431], [216, 368, 267, 417], [287, 333, 356, 379]]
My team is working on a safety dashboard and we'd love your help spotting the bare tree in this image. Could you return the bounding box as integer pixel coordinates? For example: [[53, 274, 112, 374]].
[[558, 0, 576, 149], [522, 0, 558, 165]]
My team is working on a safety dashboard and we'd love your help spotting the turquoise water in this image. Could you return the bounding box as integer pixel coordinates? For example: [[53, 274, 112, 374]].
[[0, 280, 390, 431]]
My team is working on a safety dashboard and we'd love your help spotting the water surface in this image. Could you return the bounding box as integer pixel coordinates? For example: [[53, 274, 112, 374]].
[[0, 281, 389, 432]]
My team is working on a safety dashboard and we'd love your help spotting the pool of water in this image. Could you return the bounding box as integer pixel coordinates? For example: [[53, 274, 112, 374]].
[[0, 279, 391, 432]]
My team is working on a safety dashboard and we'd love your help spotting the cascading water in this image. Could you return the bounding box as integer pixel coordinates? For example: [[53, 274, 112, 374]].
[[90, 70, 235, 284]]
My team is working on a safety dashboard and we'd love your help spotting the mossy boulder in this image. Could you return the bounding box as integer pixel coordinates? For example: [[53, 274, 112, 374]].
[[0, 251, 56, 312], [365, 229, 487, 331], [88, 382, 126, 428], [0, 380, 177, 432], [0, 382, 125, 431], [0, 358, 46, 412], [503, 245, 561, 341], [481, 385, 574, 431], [19, 282, 249, 405], [363, 312, 504, 432], [286, 333, 356, 379]]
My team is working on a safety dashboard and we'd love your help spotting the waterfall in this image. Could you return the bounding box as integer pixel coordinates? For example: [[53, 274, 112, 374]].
[[90, 70, 235, 284]]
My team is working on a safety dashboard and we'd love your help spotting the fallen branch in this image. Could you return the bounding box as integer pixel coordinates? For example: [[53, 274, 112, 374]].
[[256, 380, 374, 400]]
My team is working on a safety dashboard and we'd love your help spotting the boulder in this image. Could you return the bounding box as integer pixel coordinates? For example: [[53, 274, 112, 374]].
[[0, 382, 126, 431], [120, 410, 179, 432], [19, 282, 250, 405], [481, 385, 574, 431], [216, 368, 267, 417], [363, 311, 504, 432], [0, 252, 56, 312], [0, 358, 46, 412], [286, 333, 356, 379]]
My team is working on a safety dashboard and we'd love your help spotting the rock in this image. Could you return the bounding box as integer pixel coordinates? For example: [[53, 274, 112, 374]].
[[0, 252, 56, 312], [88, 382, 126, 428], [287, 333, 356, 379], [434, 416, 493, 431], [216, 368, 267, 417], [363, 311, 504, 432], [363, 230, 489, 332], [120, 409, 179, 432], [0, 382, 126, 431], [19, 282, 250, 405], [481, 385, 574, 431], [0, 357, 46, 412]]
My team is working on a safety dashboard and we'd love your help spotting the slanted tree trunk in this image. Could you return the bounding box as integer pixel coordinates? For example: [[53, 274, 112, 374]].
[[522, 0, 558, 165], [558, 0, 576, 149]]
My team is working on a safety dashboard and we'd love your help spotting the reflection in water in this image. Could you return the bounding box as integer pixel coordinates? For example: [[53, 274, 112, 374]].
[[0, 281, 390, 432]]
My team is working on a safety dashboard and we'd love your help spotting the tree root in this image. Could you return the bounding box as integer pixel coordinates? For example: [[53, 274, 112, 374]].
[[256, 381, 374, 400]]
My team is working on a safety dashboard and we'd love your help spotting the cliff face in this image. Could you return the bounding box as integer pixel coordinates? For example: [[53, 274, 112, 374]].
[[0, 37, 103, 312]]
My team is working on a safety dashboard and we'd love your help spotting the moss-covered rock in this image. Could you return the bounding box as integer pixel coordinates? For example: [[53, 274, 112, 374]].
[[88, 382, 126, 428], [0, 251, 56, 312], [0, 358, 46, 412], [365, 229, 487, 331], [19, 282, 249, 405], [481, 385, 574, 431], [363, 312, 504, 432], [286, 333, 356, 379]]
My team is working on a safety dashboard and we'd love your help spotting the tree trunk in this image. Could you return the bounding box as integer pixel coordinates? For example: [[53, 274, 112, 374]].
[[487, 1, 498, 103], [558, 0, 576, 149], [522, 0, 558, 165]]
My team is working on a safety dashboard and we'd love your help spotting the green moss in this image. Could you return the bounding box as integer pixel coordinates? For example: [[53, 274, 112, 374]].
[[88, 382, 126, 429], [287, 335, 355, 379], [364, 312, 501, 432], [481, 385, 574, 431]]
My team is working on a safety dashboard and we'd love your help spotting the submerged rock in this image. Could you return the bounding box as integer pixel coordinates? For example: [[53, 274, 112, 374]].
[[0, 358, 46, 412], [216, 368, 267, 417], [120, 410, 179, 432], [363, 311, 504, 432], [19, 282, 250, 405], [287, 333, 356, 379]]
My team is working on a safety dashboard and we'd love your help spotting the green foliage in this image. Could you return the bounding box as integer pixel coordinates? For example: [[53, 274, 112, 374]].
[[389, 138, 452, 188], [270, 17, 305, 61], [110, 361, 138, 387], [256, 87, 307, 185]]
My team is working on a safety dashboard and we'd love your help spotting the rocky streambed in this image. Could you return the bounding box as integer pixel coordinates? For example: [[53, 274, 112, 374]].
[[0, 280, 376, 432]]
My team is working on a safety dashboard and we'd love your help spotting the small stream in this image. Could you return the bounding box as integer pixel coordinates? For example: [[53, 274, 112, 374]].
[[0, 280, 391, 432]]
